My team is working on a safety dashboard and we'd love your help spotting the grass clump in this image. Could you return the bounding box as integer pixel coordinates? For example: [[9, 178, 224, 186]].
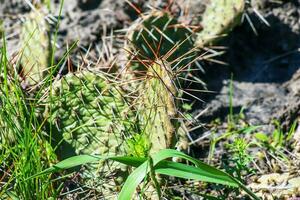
[[0, 40, 59, 199]]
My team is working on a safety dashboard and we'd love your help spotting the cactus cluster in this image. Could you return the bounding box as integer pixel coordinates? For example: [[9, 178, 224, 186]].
[[2, 0, 246, 196], [51, 0, 245, 192], [44, 0, 245, 160]]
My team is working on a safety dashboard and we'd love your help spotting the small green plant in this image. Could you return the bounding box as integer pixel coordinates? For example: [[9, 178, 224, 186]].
[[207, 75, 259, 164], [254, 120, 298, 161], [208, 125, 260, 164], [212, 136, 255, 199], [226, 138, 254, 181]]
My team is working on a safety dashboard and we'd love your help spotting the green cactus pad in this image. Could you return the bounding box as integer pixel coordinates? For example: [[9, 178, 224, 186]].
[[46, 70, 137, 157], [196, 0, 245, 47], [129, 11, 196, 71], [44, 70, 142, 194], [20, 10, 49, 85], [136, 61, 180, 155]]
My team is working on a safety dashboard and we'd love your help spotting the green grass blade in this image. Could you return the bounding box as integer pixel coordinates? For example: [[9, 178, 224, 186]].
[[118, 149, 239, 200], [154, 161, 238, 187], [30, 155, 147, 179]]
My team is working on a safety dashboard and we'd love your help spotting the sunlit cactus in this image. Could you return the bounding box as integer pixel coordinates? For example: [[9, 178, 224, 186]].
[[136, 60, 178, 154], [45, 70, 137, 157], [44, 70, 139, 194]]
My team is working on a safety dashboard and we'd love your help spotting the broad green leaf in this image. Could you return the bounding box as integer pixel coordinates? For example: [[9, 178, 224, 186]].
[[155, 160, 237, 187], [118, 149, 238, 200], [31, 149, 258, 200], [29, 155, 146, 179]]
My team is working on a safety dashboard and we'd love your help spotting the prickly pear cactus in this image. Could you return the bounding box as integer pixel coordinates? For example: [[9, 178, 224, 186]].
[[196, 0, 245, 47], [46, 70, 137, 157], [136, 60, 183, 155], [45, 70, 140, 194], [129, 11, 196, 71], [127, 11, 195, 155], [19, 10, 49, 85]]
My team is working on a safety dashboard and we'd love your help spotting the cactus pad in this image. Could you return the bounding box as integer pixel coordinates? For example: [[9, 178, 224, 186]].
[[196, 0, 245, 47], [19, 10, 49, 85], [45, 70, 141, 194], [129, 11, 196, 71], [46, 70, 137, 157], [136, 60, 179, 154]]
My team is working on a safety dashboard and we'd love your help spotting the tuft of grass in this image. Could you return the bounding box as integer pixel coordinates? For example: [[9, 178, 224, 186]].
[[0, 37, 59, 199], [0, 1, 70, 197]]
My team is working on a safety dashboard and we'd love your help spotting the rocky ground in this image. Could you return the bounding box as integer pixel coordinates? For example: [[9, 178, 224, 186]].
[[196, 0, 300, 130]]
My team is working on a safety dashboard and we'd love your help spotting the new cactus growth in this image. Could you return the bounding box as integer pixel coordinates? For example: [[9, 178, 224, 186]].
[[196, 0, 245, 47], [19, 10, 49, 85]]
